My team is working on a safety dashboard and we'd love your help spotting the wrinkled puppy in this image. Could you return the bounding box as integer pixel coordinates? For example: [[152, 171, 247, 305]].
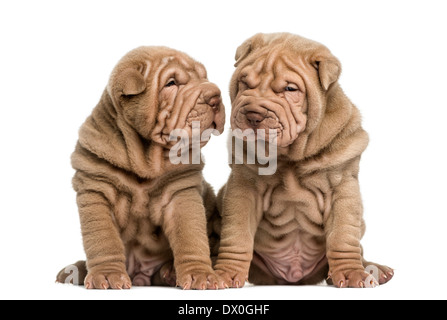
[[214, 33, 393, 288], [56, 46, 225, 290]]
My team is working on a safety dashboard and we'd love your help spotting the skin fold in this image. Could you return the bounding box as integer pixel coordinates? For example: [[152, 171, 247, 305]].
[[56, 46, 225, 290], [213, 33, 394, 289]]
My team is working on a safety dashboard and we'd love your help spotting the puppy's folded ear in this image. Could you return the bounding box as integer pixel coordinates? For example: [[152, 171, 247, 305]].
[[235, 33, 267, 67], [313, 55, 341, 91], [110, 68, 147, 98], [235, 39, 254, 67]]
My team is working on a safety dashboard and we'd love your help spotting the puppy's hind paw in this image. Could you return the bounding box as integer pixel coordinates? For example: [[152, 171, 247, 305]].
[[363, 260, 394, 285], [330, 269, 378, 288]]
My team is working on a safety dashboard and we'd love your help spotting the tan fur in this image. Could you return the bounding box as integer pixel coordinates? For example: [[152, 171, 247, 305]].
[[56, 46, 225, 290], [214, 33, 394, 288]]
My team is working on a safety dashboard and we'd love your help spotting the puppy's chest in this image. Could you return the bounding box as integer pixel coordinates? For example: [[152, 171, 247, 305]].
[[262, 169, 335, 226], [129, 184, 158, 218], [112, 181, 170, 240]]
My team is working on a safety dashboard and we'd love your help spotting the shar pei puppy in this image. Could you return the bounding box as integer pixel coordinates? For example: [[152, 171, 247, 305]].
[[56, 46, 225, 290], [214, 33, 394, 288]]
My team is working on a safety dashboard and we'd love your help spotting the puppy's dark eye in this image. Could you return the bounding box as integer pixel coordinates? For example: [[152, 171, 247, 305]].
[[166, 80, 176, 87], [285, 86, 298, 92]]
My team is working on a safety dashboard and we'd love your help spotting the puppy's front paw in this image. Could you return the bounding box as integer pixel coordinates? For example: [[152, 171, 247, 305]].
[[176, 268, 221, 290], [328, 269, 378, 288], [215, 266, 249, 289], [84, 266, 131, 290]]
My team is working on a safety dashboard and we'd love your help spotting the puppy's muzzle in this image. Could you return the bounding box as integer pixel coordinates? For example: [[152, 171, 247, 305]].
[[188, 82, 225, 134], [199, 83, 222, 110], [245, 111, 266, 128]]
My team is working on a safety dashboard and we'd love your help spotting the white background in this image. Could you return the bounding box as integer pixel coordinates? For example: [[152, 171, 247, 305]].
[[1, 0, 446, 300]]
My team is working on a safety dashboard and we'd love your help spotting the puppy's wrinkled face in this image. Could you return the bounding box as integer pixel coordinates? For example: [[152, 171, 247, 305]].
[[231, 48, 307, 147], [109, 46, 225, 148], [230, 33, 340, 148]]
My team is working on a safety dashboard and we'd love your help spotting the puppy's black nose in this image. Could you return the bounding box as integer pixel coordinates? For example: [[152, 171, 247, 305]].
[[246, 112, 265, 127]]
